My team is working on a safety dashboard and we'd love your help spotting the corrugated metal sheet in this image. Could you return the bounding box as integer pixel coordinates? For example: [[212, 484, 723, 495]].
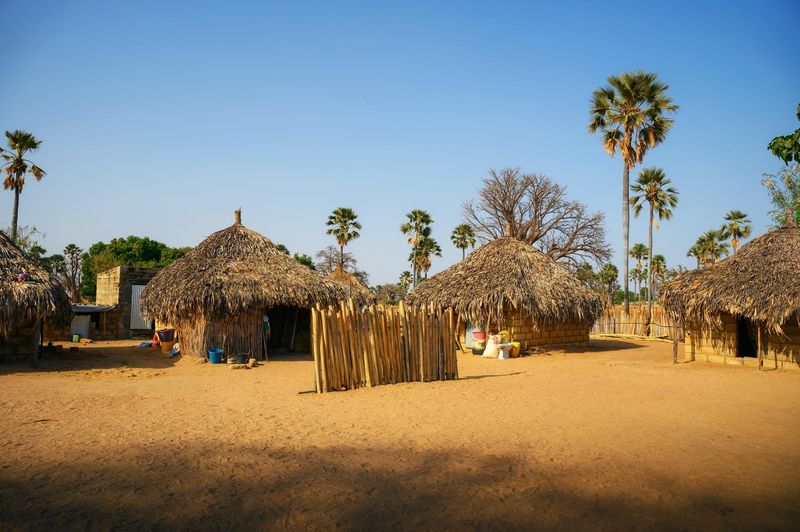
[[130, 284, 152, 330]]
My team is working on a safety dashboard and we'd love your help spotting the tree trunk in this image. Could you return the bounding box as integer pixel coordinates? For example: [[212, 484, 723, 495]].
[[672, 334, 678, 365], [411, 233, 418, 288], [462, 248, 465, 261], [647, 204, 654, 330], [11, 186, 20, 242], [622, 164, 630, 315], [339, 245, 344, 271]]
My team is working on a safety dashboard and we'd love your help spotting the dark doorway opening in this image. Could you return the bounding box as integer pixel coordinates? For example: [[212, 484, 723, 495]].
[[737, 317, 758, 358]]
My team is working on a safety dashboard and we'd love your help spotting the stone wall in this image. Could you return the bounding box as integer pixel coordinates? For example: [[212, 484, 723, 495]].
[[686, 313, 800, 370], [95, 266, 160, 338], [460, 309, 590, 351]]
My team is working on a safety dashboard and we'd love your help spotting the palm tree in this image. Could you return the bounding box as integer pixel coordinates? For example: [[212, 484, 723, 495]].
[[720, 209, 752, 253], [1, 130, 46, 242], [597, 263, 619, 307], [686, 243, 702, 269], [325, 207, 362, 271], [696, 230, 729, 266], [629, 243, 648, 270], [410, 236, 442, 280], [588, 72, 679, 314], [630, 167, 679, 315], [629, 267, 644, 302], [400, 209, 433, 287], [450, 224, 476, 260], [651, 254, 667, 299], [398, 271, 413, 294]]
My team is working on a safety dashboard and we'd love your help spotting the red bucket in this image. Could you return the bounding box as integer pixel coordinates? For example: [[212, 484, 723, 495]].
[[472, 331, 486, 341]]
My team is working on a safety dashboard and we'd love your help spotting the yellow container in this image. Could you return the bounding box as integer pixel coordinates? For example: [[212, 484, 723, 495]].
[[160, 340, 175, 353], [510, 342, 521, 357]]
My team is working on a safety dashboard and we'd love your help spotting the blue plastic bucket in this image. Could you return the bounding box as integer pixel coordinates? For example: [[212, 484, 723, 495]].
[[208, 348, 224, 364]]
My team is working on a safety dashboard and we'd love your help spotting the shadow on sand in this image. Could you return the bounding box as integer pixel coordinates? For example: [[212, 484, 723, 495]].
[[0, 442, 795, 530]]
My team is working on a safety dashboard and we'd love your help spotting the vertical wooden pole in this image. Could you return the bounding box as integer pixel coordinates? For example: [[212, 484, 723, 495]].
[[757, 325, 763, 371], [672, 334, 678, 365]]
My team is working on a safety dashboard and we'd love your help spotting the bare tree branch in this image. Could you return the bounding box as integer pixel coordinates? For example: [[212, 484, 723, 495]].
[[462, 168, 612, 265]]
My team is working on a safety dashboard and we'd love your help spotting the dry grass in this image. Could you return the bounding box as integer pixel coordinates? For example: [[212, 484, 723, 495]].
[[0, 231, 71, 336], [406, 236, 605, 327], [662, 227, 800, 332]]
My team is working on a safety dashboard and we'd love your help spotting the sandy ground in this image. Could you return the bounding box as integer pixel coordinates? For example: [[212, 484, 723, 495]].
[[1, 338, 799, 531]]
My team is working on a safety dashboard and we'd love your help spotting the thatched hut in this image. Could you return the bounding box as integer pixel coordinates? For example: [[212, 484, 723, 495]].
[[329, 267, 374, 306], [405, 236, 604, 350], [140, 211, 347, 358], [661, 225, 800, 370], [0, 231, 71, 359]]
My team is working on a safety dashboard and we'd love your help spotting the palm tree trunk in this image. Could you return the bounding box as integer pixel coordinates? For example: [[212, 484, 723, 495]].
[[11, 186, 20, 242], [647, 204, 654, 322], [339, 245, 344, 271], [462, 248, 465, 261], [622, 164, 630, 315], [411, 233, 418, 288]]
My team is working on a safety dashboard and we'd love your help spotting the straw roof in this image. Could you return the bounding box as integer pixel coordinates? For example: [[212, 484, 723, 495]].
[[329, 267, 374, 306], [0, 231, 71, 335], [140, 211, 348, 323], [405, 236, 605, 325], [661, 226, 800, 332]]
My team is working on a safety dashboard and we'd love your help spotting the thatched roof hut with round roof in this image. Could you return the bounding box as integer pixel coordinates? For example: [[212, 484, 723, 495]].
[[405, 235, 604, 351], [0, 231, 71, 358], [140, 210, 348, 358], [661, 224, 800, 370]]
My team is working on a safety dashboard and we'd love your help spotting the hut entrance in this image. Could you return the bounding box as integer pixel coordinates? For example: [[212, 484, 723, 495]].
[[736, 317, 759, 358], [266, 306, 311, 354]]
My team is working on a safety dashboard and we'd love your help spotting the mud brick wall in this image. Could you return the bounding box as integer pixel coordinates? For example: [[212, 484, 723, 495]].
[[95, 266, 160, 338]]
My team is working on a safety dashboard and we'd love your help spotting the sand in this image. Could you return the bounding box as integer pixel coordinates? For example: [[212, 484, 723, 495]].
[[1, 338, 799, 530]]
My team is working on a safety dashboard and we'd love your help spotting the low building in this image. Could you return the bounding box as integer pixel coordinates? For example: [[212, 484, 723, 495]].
[[95, 266, 160, 338], [405, 233, 605, 351], [662, 223, 800, 370]]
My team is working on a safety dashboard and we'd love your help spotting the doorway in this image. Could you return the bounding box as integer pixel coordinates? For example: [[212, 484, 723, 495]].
[[736, 317, 759, 358]]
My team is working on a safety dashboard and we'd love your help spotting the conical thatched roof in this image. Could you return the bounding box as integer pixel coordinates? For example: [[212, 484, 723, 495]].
[[0, 231, 71, 335], [405, 236, 604, 325], [329, 267, 374, 306], [661, 227, 800, 332], [140, 211, 348, 323]]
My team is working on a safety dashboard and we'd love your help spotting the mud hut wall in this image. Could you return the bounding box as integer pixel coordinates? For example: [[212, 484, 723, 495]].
[[685, 313, 738, 362], [686, 313, 800, 369], [457, 309, 589, 350], [0, 323, 36, 358]]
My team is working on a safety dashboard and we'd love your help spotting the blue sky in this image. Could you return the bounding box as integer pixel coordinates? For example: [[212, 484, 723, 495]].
[[2, 1, 798, 285]]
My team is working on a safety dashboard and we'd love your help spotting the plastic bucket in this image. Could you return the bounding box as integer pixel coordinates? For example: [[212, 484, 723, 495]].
[[472, 331, 486, 341], [511, 342, 521, 357], [208, 348, 224, 364], [157, 329, 175, 342], [160, 341, 175, 353], [72, 334, 81, 343]]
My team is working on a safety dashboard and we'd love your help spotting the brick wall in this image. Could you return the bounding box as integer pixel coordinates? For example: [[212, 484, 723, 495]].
[[94, 266, 160, 338], [686, 313, 800, 370], [460, 309, 590, 350]]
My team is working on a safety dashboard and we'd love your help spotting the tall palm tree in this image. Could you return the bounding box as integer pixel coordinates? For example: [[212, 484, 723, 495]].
[[400, 209, 433, 287], [1, 130, 46, 242], [450, 224, 476, 260], [629, 267, 645, 302], [588, 72, 678, 314], [696, 230, 729, 266], [686, 243, 702, 269], [650, 254, 667, 299], [325, 207, 362, 271], [629, 243, 648, 270], [398, 271, 413, 294], [719, 209, 752, 253], [630, 167, 679, 315], [410, 235, 442, 280], [598, 263, 619, 307]]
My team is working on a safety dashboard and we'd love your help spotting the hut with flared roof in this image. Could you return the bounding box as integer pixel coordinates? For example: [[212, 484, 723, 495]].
[[661, 224, 800, 370], [140, 210, 348, 358], [0, 231, 71, 359], [405, 235, 605, 350]]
